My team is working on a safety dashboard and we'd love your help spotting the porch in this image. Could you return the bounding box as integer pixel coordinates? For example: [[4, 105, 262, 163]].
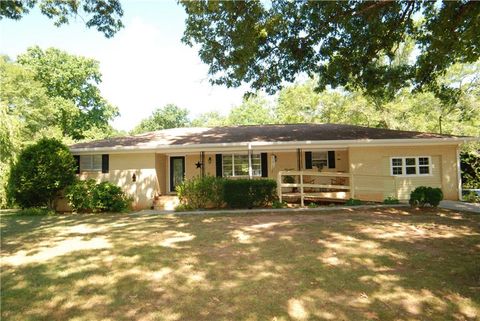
[[277, 170, 397, 206]]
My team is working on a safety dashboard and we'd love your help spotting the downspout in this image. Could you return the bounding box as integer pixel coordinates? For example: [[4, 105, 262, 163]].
[[457, 145, 462, 201]]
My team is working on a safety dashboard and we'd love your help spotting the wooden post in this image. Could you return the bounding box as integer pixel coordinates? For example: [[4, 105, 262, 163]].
[[300, 171, 304, 207], [350, 174, 355, 199], [277, 171, 283, 203]]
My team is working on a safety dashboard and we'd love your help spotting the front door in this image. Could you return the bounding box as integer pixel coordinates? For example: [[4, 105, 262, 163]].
[[170, 156, 185, 192]]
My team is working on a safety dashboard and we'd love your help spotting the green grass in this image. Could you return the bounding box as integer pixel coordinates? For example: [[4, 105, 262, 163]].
[[1, 208, 479, 321]]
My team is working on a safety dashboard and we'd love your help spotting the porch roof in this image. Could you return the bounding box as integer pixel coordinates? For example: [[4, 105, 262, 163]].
[[70, 123, 473, 153]]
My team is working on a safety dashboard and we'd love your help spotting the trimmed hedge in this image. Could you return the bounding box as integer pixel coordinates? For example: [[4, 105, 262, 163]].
[[409, 186, 443, 208], [176, 177, 277, 210], [223, 179, 277, 209]]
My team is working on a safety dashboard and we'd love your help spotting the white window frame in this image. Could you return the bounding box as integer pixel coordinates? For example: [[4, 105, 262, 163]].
[[80, 154, 102, 172], [222, 153, 261, 178], [390, 156, 432, 177]]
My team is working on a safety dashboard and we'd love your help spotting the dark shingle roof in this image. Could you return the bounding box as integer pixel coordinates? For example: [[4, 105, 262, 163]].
[[70, 123, 464, 150]]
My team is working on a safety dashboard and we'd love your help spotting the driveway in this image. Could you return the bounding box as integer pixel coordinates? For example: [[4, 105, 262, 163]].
[[440, 200, 480, 213]]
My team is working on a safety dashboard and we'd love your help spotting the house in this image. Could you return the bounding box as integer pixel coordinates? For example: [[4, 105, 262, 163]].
[[67, 123, 477, 210]]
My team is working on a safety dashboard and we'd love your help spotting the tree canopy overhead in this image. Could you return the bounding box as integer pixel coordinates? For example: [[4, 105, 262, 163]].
[[181, 1, 480, 101], [0, 0, 123, 38]]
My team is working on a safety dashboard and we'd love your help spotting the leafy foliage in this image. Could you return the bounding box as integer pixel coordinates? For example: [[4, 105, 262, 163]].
[[461, 152, 480, 189], [271, 200, 287, 209], [93, 182, 131, 212], [463, 191, 480, 204], [383, 197, 400, 205], [181, 1, 479, 102], [345, 198, 363, 206], [64, 179, 97, 213], [223, 179, 277, 209], [8, 138, 76, 209], [17, 46, 119, 139], [65, 179, 131, 213], [176, 176, 224, 209], [131, 104, 190, 134], [15, 208, 56, 216], [409, 186, 444, 208], [226, 95, 273, 125], [0, 0, 124, 38]]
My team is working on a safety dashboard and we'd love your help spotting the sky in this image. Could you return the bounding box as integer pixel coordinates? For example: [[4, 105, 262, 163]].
[[0, 1, 251, 131]]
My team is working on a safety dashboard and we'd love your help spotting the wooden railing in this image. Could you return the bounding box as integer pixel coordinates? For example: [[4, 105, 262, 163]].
[[277, 171, 397, 206], [277, 171, 352, 206]]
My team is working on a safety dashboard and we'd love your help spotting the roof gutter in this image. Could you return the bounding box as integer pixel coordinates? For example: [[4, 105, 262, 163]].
[[69, 136, 479, 155]]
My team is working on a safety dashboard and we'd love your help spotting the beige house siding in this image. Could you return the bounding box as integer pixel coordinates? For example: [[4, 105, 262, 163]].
[[349, 145, 459, 201], [61, 144, 459, 211], [77, 153, 159, 210]]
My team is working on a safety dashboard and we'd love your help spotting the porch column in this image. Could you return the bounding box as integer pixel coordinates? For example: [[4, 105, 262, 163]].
[[201, 151, 205, 178], [248, 143, 253, 179], [297, 148, 302, 170]]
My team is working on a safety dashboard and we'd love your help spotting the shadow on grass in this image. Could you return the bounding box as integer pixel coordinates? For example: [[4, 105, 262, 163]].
[[1, 208, 479, 320]]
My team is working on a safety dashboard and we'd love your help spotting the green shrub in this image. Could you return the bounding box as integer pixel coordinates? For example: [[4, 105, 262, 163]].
[[383, 196, 400, 204], [65, 179, 130, 213], [308, 202, 319, 208], [463, 191, 480, 203], [409, 186, 444, 208], [65, 179, 96, 212], [93, 182, 131, 212], [16, 208, 56, 216], [174, 203, 194, 212], [223, 179, 277, 209], [272, 200, 287, 209], [8, 138, 76, 209], [345, 198, 362, 206], [176, 175, 225, 209]]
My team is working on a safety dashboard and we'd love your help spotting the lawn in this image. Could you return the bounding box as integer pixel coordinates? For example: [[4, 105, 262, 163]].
[[1, 208, 479, 321]]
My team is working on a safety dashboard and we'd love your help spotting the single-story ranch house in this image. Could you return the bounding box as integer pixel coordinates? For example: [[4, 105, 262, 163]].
[[66, 123, 477, 210]]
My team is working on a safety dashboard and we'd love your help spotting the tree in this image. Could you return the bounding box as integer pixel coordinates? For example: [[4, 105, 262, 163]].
[[181, 1, 480, 102], [226, 95, 273, 125], [17, 46, 119, 139], [131, 104, 190, 134], [8, 138, 76, 209], [0, 0, 123, 38], [275, 80, 321, 123], [190, 111, 227, 127]]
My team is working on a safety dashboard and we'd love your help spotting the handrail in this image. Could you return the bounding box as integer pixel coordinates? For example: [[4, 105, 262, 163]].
[[277, 170, 398, 207], [277, 170, 352, 206]]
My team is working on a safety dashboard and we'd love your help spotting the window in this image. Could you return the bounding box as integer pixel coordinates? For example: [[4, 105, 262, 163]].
[[223, 153, 261, 177], [391, 156, 431, 176], [80, 155, 102, 172], [312, 151, 328, 168], [391, 158, 403, 175]]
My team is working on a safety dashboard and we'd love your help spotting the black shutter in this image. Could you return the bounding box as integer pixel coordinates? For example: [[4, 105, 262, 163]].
[[102, 154, 109, 173], [305, 151, 313, 169], [215, 154, 223, 177], [328, 151, 335, 169], [261, 153, 268, 177], [74, 155, 80, 174]]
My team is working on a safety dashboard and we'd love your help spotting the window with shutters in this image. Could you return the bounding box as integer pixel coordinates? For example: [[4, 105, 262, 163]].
[[222, 153, 261, 177], [390, 156, 431, 176], [80, 155, 102, 172], [312, 151, 328, 169]]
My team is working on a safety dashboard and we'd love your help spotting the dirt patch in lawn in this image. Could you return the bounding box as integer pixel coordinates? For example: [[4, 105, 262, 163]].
[[1, 207, 479, 321]]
